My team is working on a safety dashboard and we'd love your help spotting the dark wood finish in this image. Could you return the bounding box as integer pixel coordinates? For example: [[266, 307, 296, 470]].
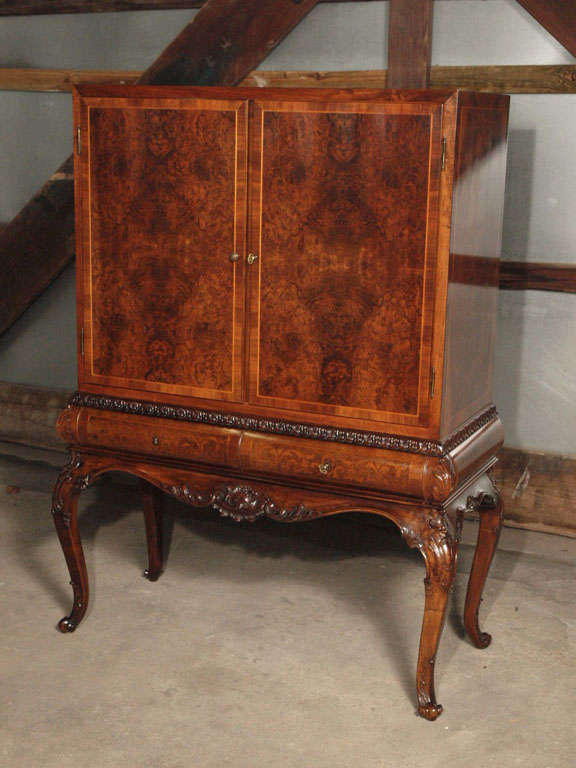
[[0, 0, 320, 338], [9, 380, 576, 539], [51, 452, 91, 632], [71, 85, 457, 443], [441, 94, 510, 438], [499, 260, 576, 293], [141, 480, 164, 581], [248, 98, 440, 426], [514, 0, 576, 59], [78, 96, 248, 401], [463, 485, 502, 648], [6, 381, 573, 538], [52, 86, 509, 721], [61, 402, 502, 501], [387, 0, 433, 89], [6, 64, 576, 95]]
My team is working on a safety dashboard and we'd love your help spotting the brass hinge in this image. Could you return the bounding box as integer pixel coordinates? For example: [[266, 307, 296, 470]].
[[77, 127, 82, 155], [80, 327, 85, 356], [430, 367, 436, 398], [440, 138, 447, 171]]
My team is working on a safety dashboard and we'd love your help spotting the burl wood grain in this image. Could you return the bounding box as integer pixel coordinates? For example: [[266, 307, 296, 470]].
[[441, 97, 509, 437], [250, 105, 433, 420], [87, 101, 247, 400]]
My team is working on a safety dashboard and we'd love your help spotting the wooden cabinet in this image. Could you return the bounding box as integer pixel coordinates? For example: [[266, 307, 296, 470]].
[[53, 85, 509, 721]]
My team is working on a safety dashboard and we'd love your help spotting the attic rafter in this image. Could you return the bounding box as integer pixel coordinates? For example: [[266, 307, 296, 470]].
[[514, 0, 576, 59], [0, 0, 320, 337]]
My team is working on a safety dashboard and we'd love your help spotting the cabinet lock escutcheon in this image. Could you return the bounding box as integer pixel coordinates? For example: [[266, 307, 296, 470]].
[[318, 460, 332, 476], [247, 252, 258, 265], [152, 436, 160, 446]]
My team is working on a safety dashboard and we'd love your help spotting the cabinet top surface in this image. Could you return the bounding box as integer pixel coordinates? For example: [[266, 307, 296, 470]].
[[74, 84, 509, 108]]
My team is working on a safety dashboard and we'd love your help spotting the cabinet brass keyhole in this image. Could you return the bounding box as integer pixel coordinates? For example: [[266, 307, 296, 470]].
[[247, 252, 258, 265], [152, 436, 160, 446], [318, 461, 332, 475]]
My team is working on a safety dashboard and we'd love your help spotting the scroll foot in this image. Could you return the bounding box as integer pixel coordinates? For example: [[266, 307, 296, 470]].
[[417, 703, 443, 721], [58, 617, 77, 633]]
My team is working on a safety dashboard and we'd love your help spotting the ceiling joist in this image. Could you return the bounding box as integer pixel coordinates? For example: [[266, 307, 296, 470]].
[[0, 0, 483, 15], [3, 64, 576, 95]]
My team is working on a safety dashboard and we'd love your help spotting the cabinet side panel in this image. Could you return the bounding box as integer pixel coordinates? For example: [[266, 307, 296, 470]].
[[441, 102, 509, 437], [83, 100, 247, 402]]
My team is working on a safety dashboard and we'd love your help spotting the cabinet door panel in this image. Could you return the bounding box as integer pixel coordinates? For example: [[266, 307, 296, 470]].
[[77, 97, 248, 402], [247, 100, 442, 426]]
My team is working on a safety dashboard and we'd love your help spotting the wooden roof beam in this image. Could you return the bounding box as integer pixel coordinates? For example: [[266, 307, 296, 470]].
[[0, 0, 320, 337], [514, 0, 576, 59], [0, 0, 487, 14], [387, 0, 434, 89]]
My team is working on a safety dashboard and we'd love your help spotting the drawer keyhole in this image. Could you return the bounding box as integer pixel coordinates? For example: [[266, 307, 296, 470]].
[[152, 436, 160, 446], [318, 460, 332, 476]]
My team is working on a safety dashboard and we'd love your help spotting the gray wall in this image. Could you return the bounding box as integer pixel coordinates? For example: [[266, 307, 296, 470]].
[[0, 1, 575, 454]]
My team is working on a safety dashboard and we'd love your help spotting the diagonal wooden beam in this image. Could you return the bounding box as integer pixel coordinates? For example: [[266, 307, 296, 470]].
[[514, 0, 576, 58], [0, 0, 320, 337], [387, 0, 434, 89]]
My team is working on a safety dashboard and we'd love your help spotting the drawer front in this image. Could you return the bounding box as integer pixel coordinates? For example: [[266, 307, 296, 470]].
[[240, 432, 426, 496], [79, 411, 241, 468]]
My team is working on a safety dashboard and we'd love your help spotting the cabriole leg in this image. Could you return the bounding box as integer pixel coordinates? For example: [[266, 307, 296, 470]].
[[413, 512, 461, 721], [464, 490, 503, 648], [141, 480, 164, 581], [51, 454, 92, 633]]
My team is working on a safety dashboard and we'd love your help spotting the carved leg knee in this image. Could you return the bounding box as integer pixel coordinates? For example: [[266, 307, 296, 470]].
[[141, 480, 164, 581], [51, 454, 92, 632], [464, 490, 503, 648], [409, 512, 460, 721]]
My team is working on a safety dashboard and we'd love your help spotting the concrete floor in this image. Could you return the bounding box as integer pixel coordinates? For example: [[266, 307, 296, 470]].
[[0, 442, 574, 768]]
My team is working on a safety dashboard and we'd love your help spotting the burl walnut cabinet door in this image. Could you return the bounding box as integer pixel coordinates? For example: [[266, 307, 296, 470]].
[[247, 99, 444, 426], [75, 95, 248, 402]]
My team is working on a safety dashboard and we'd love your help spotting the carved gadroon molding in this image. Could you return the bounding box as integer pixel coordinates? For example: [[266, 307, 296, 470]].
[[51, 451, 93, 528], [442, 406, 498, 453], [68, 392, 498, 457], [159, 482, 319, 523]]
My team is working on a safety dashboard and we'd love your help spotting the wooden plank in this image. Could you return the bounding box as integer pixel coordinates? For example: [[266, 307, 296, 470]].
[[492, 447, 576, 538], [499, 261, 576, 293], [0, 68, 140, 91], [0, 0, 320, 338], [431, 63, 576, 94], [0, 0, 473, 15], [387, 0, 433, 88], [0, 382, 69, 451], [5, 64, 576, 94], [514, 0, 576, 59]]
